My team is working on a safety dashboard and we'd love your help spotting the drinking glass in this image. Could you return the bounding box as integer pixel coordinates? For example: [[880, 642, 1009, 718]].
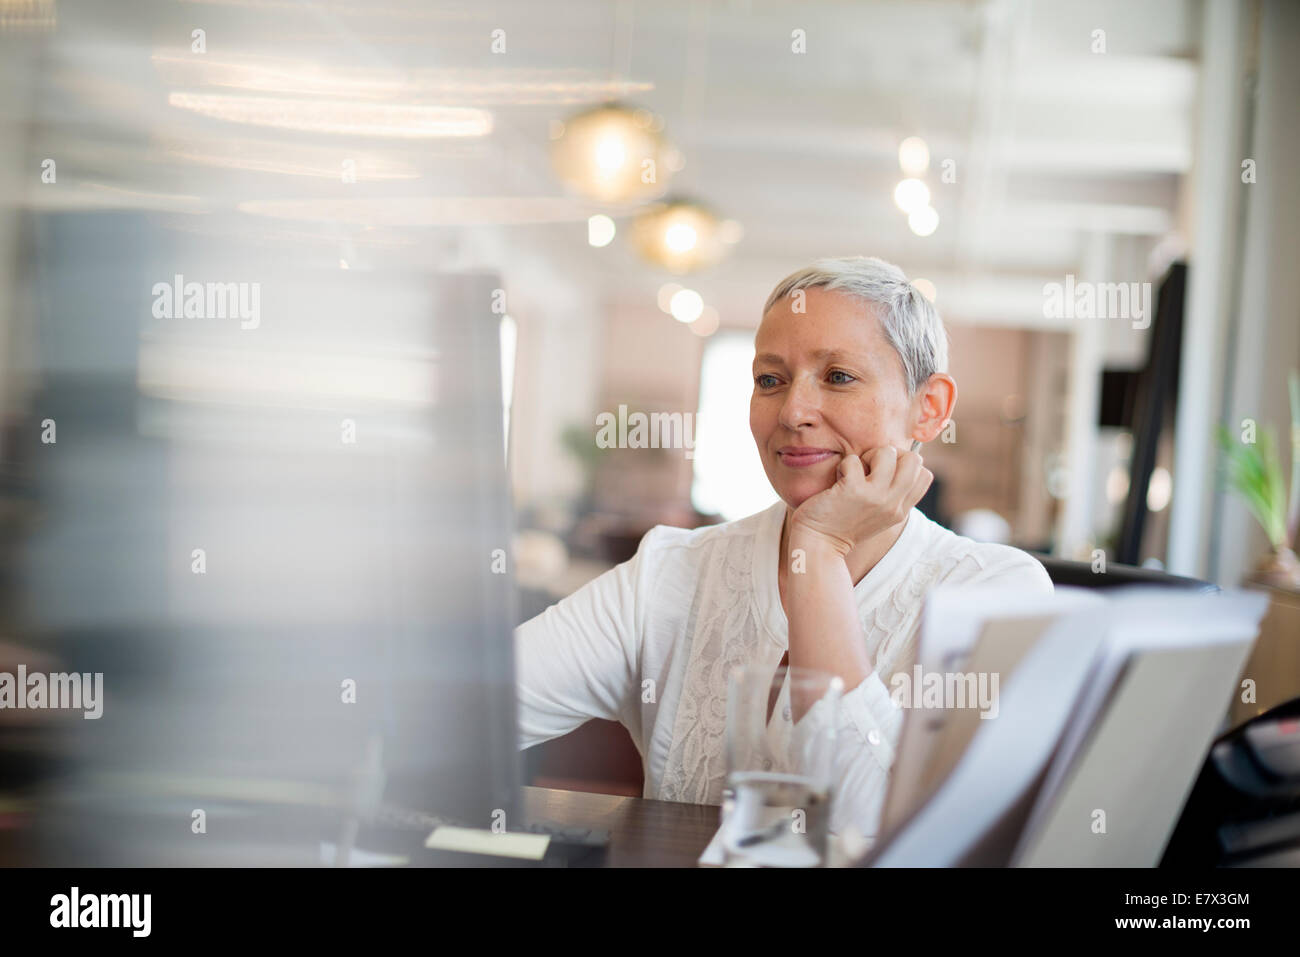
[[720, 663, 843, 867]]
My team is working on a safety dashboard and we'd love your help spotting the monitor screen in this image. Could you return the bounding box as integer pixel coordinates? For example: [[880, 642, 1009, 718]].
[[21, 211, 520, 864]]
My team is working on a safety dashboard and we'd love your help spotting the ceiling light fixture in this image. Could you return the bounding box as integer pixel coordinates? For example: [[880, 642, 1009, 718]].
[[167, 92, 492, 138], [551, 102, 671, 204], [631, 199, 728, 273]]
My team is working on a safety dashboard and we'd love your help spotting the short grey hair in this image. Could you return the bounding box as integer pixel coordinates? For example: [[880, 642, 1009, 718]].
[[761, 256, 949, 394]]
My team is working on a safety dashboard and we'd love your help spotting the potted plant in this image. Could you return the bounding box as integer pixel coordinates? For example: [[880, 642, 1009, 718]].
[[1216, 370, 1300, 590]]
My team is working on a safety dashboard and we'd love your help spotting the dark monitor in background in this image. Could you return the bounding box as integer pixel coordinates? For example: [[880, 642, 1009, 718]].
[[19, 211, 520, 864], [1097, 369, 1140, 430], [1111, 261, 1187, 566]]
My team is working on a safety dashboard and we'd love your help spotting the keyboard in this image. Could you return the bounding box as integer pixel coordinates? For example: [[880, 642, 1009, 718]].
[[374, 802, 609, 848]]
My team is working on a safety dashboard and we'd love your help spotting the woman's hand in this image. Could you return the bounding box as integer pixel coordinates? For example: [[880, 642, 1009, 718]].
[[789, 446, 933, 558]]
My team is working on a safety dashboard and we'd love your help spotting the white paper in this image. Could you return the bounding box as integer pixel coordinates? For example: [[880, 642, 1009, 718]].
[[880, 584, 1105, 834], [868, 610, 1105, 866]]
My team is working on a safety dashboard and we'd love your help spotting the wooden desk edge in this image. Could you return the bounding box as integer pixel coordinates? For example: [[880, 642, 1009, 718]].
[[522, 785, 719, 868]]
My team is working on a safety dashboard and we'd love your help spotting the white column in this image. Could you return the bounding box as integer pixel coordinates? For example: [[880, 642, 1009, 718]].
[[1214, 0, 1300, 584], [1167, 0, 1250, 578], [1055, 233, 1108, 559]]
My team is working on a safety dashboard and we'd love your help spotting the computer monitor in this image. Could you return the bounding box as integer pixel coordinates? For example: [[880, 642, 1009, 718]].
[[19, 211, 521, 864]]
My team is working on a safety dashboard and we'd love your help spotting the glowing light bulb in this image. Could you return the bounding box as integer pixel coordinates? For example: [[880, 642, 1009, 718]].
[[669, 288, 704, 323], [588, 214, 616, 247], [665, 223, 698, 252], [908, 205, 939, 237], [595, 136, 626, 172], [898, 137, 930, 175], [894, 178, 931, 214]]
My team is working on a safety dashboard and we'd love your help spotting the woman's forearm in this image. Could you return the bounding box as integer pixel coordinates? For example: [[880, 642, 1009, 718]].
[[785, 529, 874, 720]]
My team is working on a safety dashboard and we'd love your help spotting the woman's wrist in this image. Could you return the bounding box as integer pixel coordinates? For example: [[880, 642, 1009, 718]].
[[788, 521, 855, 561]]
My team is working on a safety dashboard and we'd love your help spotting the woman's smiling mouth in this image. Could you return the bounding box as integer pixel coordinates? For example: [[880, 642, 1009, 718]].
[[777, 446, 839, 468]]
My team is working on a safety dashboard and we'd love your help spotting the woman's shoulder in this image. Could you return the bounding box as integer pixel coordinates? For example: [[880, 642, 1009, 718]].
[[609, 505, 777, 618], [906, 510, 1054, 591], [635, 501, 778, 563]]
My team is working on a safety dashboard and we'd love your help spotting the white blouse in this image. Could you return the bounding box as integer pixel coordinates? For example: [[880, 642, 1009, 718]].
[[515, 500, 1054, 844]]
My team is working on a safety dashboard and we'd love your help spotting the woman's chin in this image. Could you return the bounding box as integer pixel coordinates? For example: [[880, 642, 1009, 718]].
[[777, 478, 835, 511]]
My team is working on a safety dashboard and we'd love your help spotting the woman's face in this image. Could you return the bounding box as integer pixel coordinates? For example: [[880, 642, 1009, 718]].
[[750, 286, 919, 510]]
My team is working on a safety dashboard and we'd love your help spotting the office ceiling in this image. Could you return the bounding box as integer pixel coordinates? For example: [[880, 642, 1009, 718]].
[[7, 0, 1200, 328]]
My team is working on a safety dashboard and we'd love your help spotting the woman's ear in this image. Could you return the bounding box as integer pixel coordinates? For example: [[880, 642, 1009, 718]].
[[910, 373, 957, 444]]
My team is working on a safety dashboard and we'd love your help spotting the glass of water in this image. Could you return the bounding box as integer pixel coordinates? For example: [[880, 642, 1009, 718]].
[[721, 663, 843, 867]]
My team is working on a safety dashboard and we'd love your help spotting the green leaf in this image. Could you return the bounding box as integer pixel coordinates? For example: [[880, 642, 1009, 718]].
[[1216, 423, 1287, 548]]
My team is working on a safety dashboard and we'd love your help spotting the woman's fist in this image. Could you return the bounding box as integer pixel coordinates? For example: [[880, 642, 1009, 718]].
[[788, 446, 933, 557]]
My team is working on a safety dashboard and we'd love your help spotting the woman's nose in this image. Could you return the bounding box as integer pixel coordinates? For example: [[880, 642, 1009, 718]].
[[778, 378, 820, 429]]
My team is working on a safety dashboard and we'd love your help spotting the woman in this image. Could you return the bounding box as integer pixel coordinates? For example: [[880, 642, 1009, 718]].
[[515, 256, 1053, 844]]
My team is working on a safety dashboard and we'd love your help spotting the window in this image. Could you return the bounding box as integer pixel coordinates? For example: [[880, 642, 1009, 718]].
[[691, 331, 778, 521]]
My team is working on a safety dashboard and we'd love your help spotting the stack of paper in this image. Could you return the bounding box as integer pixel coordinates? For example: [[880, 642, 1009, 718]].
[[865, 586, 1268, 867]]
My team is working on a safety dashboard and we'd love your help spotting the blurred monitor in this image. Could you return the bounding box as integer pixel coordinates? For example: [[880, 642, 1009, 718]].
[[20, 211, 520, 864]]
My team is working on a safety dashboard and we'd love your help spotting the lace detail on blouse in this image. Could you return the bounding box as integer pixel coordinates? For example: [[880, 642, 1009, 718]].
[[658, 542, 988, 805], [658, 531, 762, 805], [864, 551, 988, 685]]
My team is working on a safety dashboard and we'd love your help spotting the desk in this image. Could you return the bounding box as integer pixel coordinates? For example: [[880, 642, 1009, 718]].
[[0, 787, 719, 867], [523, 786, 717, 867]]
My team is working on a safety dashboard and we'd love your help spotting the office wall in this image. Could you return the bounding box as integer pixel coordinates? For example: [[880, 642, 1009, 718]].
[[592, 295, 704, 521]]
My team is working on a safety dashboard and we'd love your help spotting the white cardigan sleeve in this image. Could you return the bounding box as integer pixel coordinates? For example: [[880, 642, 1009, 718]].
[[800, 671, 906, 842], [513, 528, 661, 750]]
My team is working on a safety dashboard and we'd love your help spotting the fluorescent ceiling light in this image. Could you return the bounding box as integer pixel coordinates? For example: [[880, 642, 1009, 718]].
[[168, 92, 493, 138]]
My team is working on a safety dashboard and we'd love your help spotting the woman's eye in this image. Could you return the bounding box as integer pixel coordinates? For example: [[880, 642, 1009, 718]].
[[755, 374, 779, 388], [828, 370, 856, 385]]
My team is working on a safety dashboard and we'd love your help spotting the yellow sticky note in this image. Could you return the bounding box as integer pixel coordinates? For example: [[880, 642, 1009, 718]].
[[424, 826, 550, 861]]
